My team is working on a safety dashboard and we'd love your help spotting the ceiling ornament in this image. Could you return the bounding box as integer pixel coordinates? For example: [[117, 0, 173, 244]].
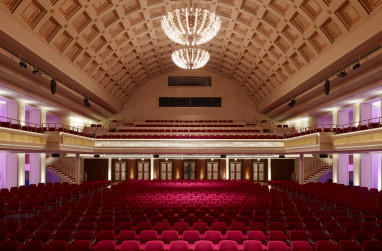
[[171, 48, 210, 69], [161, 0, 221, 46]]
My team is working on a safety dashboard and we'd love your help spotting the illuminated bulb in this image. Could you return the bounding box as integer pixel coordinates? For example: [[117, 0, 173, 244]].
[[172, 48, 210, 69], [161, 4, 221, 46]]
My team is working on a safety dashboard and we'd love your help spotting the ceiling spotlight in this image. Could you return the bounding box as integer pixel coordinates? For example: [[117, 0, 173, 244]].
[[50, 79, 57, 94], [32, 68, 42, 76], [19, 61, 27, 68], [353, 62, 361, 70], [337, 71, 347, 77], [324, 79, 330, 95], [288, 99, 296, 108]]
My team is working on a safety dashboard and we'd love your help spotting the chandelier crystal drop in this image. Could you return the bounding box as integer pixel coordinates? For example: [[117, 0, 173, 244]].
[[161, 3, 221, 46], [172, 48, 210, 69]]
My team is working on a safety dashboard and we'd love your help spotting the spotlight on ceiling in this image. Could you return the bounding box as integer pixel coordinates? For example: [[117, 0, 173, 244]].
[[84, 98, 90, 108], [288, 99, 296, 108], [353, 62, 361, 70], [32, 68, 42, 76], [19, 61, 27, 68], [337, 71, 347, 77], [324, 79, 330, 95], [50, 79, 57, 94]]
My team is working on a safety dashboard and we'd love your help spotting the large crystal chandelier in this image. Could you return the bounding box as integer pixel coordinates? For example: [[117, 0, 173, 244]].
[[172, 48, 210, 69], [161, 1, 221, 46]]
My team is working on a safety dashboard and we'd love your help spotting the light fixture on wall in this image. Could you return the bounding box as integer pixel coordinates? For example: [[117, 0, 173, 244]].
[[288, 99, 296, 108], [32, 67, 42, 76], [161, 0, 221, 46], [172, 48, 210, 69], [19, 60, 27, 68], [353, 62, 361, 70]]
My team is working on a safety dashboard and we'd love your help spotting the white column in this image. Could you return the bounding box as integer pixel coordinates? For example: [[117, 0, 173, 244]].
[[40, 153, 46, 183], [75, 153, 80, 184], [379, 153, 382, 191], [6, 153, 18, 188], [150, 157, 154, 180], [226, 158, 229, 180], [299, 154, 304, 184], [107, 157, 112, 181], [360, 153, 372, 188], [353, 153, 361, 186], [17, 153, 25, 186], [332, 110, 338, 127], [18, 102, 25, 126], [268, 157, 272, 181], [40, 109, 46, 127], [353, 103, 361, 127], [29, 153, 41, 185], [332, 153, 338, 183], [338, 154, 349, 185]]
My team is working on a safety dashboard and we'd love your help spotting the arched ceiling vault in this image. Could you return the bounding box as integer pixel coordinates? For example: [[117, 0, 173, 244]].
[[0, 0, 382, 120]]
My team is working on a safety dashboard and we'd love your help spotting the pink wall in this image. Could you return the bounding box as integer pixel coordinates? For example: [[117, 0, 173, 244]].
[[317, 114, 332, 127], [46, 114, 61, 126], [109, 70, 269, 123]]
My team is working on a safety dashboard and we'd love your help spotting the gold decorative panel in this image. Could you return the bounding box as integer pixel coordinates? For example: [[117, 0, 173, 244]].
[[39, 17, 61, 42], [19, 0, 46, 29]]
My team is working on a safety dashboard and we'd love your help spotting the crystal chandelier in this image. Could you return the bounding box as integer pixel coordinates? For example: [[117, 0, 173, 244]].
[[161, 1, 221, 46], [172, 48, 210, 69]]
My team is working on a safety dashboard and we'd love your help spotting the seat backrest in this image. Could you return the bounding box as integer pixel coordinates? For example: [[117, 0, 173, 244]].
[[168, 241, 190, 251], [218, 240, 238, 251], [182, 230, 201, 244], [119, 240, 140, 251], [243, 240, 264, 251], [70, 240, 92, 251], [194, 241, 214, 251], [204, 231, 222, 244], [144, 241, 165, 251]]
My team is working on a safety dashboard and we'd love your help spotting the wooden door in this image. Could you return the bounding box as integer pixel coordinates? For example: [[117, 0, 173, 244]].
[[160, 161, 173, 180], [137, 161, 150, 180], [114, 162, 127, 181], [230, 161, 242, 180], [206, 161, 219, 180]]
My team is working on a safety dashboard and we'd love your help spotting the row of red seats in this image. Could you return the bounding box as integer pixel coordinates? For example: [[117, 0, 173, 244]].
[[96, 134, 284, 139], [117, 129, 261, 133], [145, 120, 235, 123], [135, 124, 245, 128]]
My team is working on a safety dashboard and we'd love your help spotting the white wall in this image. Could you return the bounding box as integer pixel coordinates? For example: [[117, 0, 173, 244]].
[[108, 70, 269, 123]]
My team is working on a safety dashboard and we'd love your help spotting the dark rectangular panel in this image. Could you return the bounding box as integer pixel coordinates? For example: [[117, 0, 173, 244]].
[[168, 76, 211, 86], [159, 97, 221, 107]]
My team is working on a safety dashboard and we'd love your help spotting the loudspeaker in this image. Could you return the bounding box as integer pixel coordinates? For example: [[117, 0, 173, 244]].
[[94, 154, 100, 158], [279, 155, 285, 158], [324, 80, 330, 95], [51, 153, 60, 158], [153, 154, 159, 158], [84, 98, 90, 108], [319, 154, 328, 158], [220, 155, 226, 158], [51, 79, 57, 94]]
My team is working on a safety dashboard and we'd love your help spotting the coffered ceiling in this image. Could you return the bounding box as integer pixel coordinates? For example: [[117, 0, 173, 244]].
[[0, 0, 381, 120]]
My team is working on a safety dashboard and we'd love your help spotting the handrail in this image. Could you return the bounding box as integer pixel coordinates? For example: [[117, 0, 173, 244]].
[[292, 116, 382, 136]]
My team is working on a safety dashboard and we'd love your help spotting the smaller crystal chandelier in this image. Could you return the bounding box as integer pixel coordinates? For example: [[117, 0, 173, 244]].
[[161, 1, 221, 46], [172, 48, 210, 69]]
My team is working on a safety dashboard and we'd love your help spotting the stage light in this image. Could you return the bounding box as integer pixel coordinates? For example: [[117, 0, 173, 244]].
[[288, 99, 296, 108], [50, 79, 57, 94], [324, 79, 330, 95], [32, 68, 42, 76], [19, 61, 27, 68], [337, 71, 347, 77], [353, 62, 360, 70]]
